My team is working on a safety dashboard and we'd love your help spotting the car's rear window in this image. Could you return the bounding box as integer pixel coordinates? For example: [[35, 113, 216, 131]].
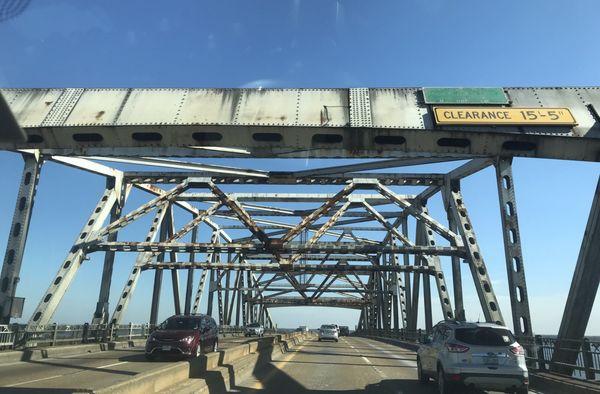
[[455, 327, 515, 346], [163, 317, 200, 330], [248, 323, 260, 327], [321, 325, 335, 329]]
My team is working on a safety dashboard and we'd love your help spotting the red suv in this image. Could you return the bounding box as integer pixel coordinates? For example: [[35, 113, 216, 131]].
[[145, 314, 219, 360]]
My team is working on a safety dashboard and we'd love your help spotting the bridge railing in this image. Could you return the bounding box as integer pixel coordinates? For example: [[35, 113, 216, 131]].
[[218, 325, 279, 337], [0, 325, 16, 349], [3, 323, 151, 349], [1, 323, 279, 350], [355, 328, 428, 343], [357, 328, 600, 382], [520, 335, 600, 381]]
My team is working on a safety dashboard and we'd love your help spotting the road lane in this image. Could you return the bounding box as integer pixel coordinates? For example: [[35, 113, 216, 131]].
[[233, 336, 547, 394], [234, 336, 428, 393], [0, 336, 259, 393]]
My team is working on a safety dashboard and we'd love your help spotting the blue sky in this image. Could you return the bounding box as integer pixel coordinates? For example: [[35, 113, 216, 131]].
[[0, 0, 599, 333]]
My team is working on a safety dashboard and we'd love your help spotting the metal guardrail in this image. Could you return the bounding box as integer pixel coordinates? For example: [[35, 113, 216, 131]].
[[521, 335, 600, 381], [1, 323, 150, 349], [356, 328, 428, 343], [359, 328, 600, 382], [218, 325, 278, 337], [0, 323, 279, 350], [0, 325, 15, 349]]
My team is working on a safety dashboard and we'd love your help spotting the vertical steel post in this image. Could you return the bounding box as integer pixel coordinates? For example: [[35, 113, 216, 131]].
[[0, 153, 42, 324], [217, 270, 224, 325], [235, 272, 242, 327], [415, 218, 433, 331], [150, 207, 170, 326], [401, 217, 412, 326], [165, 207, 181, 315], [183, 223, 197, 315], [206, 270, 215, 317], [552, 177, 600, 374], [149, 269, 163, 326], [495, 158, 533, 337], [93, 178, 128, 325], [443, 181, 465, 321]]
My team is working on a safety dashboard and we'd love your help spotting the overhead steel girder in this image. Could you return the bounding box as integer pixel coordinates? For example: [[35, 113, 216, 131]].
[[89, 242, 464, 257], [448, 186, 505, 325], [140, 262, 434, 274], [280, 183, 357, 243], [177, 192, 414, 203], [0, 92, 26, 142], [206, 182, 272, 248], [288, 201, 352, 265], [0, 152, 42, 324], [415, 158, 494, 203], [4, 87, 600, 161], [94, 180, 191, 239], [27, 183, 122, 329], [249, 296, 367, 309], [376, 183, 462, 246], [362, 200, 413, 246], [83, 156, 268, 178], [125, 171, 445, 186]]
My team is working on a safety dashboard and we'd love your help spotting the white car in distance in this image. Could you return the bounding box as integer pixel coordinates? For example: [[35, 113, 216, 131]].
[[319, 324, 339, 342]]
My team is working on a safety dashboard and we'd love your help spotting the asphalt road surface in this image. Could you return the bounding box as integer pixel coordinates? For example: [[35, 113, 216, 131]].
[[0, 336, 255, 393], [232, 336, 544, 394]]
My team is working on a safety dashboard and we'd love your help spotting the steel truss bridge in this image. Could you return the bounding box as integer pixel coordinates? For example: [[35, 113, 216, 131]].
[[0, 87, 598, 374]]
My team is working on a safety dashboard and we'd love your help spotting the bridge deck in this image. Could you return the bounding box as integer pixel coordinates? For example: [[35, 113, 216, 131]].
[[0, 336, 252, 392]]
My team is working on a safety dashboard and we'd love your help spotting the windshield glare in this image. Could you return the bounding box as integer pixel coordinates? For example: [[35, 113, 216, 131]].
[[161, 317, 200, 330], [455, 327, 515, 346]]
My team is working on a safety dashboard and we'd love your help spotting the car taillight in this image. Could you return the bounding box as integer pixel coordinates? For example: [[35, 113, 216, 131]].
[[510, 344, 525, 356], [446, 342, 469, 353]]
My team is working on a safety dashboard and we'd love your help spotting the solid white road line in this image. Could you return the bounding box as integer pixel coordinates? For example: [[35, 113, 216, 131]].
[[6, 374, 63, 387], [97, 361, 128, 369], [4, 360, 130, 387]]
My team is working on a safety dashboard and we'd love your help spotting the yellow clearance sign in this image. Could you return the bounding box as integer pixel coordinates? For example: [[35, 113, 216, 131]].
[[433, 107, 577, 126]]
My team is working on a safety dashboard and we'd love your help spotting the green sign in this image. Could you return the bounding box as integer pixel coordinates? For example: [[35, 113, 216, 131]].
[[423, 87, 509, 105]]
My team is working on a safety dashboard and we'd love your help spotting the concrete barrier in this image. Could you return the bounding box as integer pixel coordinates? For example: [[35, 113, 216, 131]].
[[97, 332, 314, 394]]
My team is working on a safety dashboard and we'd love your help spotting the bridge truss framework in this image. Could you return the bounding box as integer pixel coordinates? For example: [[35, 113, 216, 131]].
[[0, 87, 598, 373], [1, 153, 533, 339]]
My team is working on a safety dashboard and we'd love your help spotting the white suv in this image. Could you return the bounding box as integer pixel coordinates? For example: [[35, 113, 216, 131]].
[[244, 322, 264, 337], [417, 321, 528, 394], [318, 324, 339, 342]]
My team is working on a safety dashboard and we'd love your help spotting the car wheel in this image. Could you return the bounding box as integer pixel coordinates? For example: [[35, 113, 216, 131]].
[[318, 338, 322, 342], [145, 353, 156, 361], [335, 339, 338, 342], [212, 340, 218, 353], [437, 367, 453, 394], [515, 387, 528, 394], [417, 357, 428, 384]]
